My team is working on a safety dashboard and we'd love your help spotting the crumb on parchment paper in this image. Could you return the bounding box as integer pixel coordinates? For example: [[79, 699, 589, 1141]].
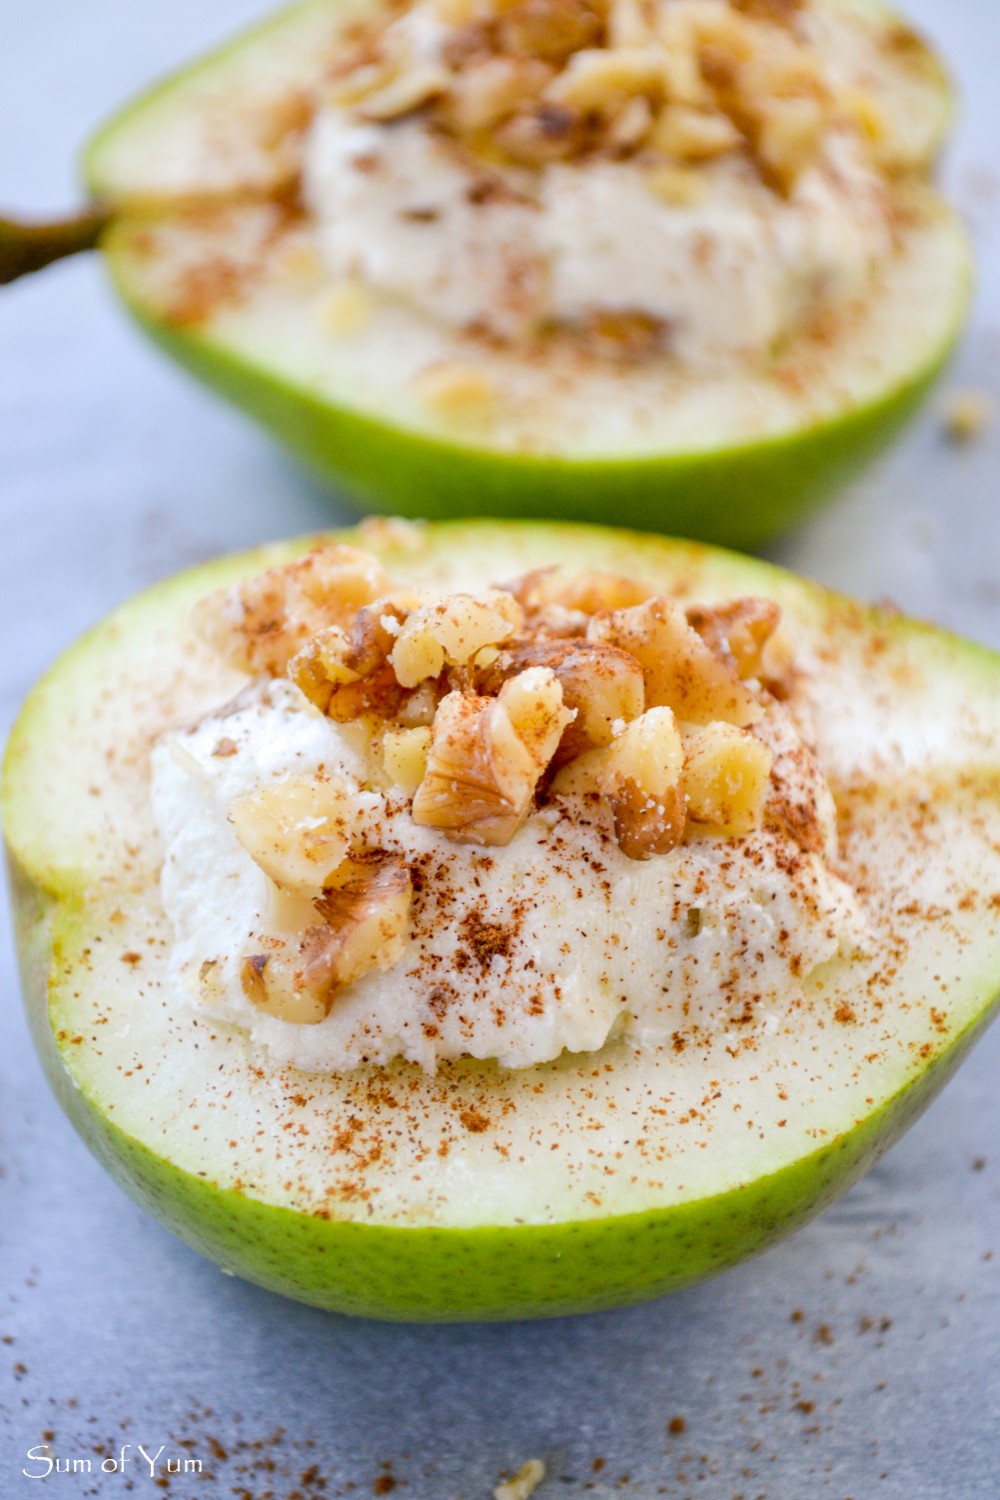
[[942, 388, 995, 444], [494, 1457, 546, 1500]]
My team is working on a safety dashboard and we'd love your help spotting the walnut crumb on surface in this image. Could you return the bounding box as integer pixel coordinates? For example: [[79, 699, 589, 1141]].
[[942, 388, 995, 445], [494, 1458, 546, 1500]]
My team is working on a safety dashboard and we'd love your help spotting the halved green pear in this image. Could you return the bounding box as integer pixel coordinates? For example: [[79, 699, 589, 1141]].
[[6, 520, 1000, 1320], [79, 0, 970, 548]]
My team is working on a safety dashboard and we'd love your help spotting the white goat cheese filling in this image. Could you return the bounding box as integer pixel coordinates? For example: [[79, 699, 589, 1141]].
[[301, 0, 895, 364], [304, 109, 889, 364], [152, 678, 867, 1073]]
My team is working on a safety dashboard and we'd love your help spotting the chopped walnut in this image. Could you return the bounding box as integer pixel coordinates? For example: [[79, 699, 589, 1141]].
[[684, 721, 774, 834], [942, 389, 995, 445], [496, 0, 605, 64], [694, 8, 834, 188], [589, 596, 762, 726], [325, 58, 397, 108], [548, 742, 609, 795], [240, 855, 412, 1023], [444, 56, 555, 132], [383, 725, 433, 792], [501, 664, 576, 762], [411, 667, 572, 844], [391, 590, 523, 688], [433, 0, 479, 27], [606, 93, 654, 148], [355, 61, 451, 121], [477, 636, 645, 762], [356, 515, 428, 552], [314, 854, 412, 979], [396, 680, 441, 727], [545, 46, 665, 111], [658, 5, 713, 107], [740, 36, 828, 106], [601, 707, 686, 859], [685, 596, 782, 680], [607, 0, 654, 49], [241, 949, 328, 1025], [494, 102, 582, 165], [653, 103, 742, 160], [289, 593, 428, 720], [755, 96, 828, 191], [494, 1460, 546, 1500], [228, 774, 353, 894], [505, 567, 653, 618], [196, 546, 390, 677], [733, 0, 803, 20]]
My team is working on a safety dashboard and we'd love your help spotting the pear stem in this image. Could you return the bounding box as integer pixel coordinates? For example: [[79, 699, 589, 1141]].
[[0, 206, 112, 285]]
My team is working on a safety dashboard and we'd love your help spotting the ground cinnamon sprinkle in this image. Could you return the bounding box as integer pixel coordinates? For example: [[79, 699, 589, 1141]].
[[457, 908, 518, 968]]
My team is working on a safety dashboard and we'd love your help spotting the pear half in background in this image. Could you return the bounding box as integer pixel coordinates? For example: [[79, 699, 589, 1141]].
[[1, 0, 972, 547]]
